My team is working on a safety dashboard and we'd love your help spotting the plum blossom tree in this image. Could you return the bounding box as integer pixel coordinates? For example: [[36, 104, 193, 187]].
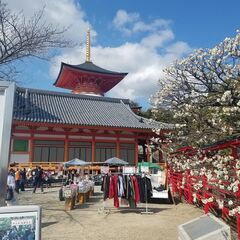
[[152, 31, 240, 147]]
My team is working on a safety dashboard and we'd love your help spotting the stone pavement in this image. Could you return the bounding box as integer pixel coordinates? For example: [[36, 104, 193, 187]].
[[17, 186, 204, 240]]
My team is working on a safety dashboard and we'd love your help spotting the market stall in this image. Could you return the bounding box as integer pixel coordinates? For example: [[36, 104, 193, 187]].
[[60, 158, 94, 210]]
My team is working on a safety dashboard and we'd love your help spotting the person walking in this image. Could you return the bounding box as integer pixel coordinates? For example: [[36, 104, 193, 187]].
[[15, 168, 20, 194], [33, 166, 44, 193]]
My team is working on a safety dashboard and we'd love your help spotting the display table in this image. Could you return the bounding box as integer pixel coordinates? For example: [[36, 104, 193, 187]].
[[65, 196, 76, 211], [63, 180, 95, 210]]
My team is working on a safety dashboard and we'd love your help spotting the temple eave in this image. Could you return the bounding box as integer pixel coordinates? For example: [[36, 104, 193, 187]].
[[55, 67, 124, 93]]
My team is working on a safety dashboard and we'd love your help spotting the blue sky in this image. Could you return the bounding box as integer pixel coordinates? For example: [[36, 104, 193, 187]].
[[6, 0, 240, 109]]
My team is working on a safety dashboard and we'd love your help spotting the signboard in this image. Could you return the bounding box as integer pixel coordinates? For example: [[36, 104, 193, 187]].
[[140, 166, 149, 173], [123, 166, 137, 174], [100, 166, 109, 174], [0, 82, 16, 206], [0, 205, 41, 240]]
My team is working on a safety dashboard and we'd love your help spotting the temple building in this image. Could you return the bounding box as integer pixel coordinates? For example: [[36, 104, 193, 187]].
[[10, 30, 174, 168]]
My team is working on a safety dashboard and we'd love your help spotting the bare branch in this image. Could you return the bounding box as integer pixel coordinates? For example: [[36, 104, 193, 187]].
[[0, 1, 74, 80]]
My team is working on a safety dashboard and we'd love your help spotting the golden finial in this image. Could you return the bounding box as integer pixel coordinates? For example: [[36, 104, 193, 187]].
[[86, 28, 91, 62]]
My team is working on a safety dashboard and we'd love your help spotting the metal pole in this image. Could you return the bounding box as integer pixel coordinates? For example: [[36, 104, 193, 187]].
[[145, 177, 148, 212], [0, 81, 15, 206], [141, 175, 153, 214]]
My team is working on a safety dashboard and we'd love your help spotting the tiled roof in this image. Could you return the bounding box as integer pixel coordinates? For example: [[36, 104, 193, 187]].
[[13, 87, 174, 130], [62, 62, 128, 76]]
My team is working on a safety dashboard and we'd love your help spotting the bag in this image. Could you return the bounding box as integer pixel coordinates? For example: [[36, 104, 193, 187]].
[[6, 187, 13, 201]]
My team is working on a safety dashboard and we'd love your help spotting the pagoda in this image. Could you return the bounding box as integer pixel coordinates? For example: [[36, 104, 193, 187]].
[[54, 29, 128, 96]]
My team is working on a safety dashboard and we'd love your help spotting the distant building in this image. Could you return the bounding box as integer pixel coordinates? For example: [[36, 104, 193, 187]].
[[10, 30, 173, 167]]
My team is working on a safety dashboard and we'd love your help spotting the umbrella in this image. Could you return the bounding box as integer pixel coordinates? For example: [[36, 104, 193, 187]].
[[104, 157, 129, 166], [63, 158, 89, 168]]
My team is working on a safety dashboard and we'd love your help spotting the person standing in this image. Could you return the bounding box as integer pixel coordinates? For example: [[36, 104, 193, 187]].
[[20, 168, 26, 191], [33, 166, 44, 193], [6, 169, 16, 206], [15, 168, 20, 194]]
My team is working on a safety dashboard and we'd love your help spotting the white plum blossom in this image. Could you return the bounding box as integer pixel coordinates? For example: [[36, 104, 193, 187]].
[[151, 31, 240, 147], [202, 197, 214, 204], [229, 206, 240, 216], [168, 154, 240, 216]]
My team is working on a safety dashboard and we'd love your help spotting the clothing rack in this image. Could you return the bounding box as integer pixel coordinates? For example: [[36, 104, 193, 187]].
[[99, 173, 154, 215]]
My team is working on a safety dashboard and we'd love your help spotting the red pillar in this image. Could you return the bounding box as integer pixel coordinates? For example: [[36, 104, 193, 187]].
[[64, 135, 68, 162], [135, 140, 138, 166], [146, 138, 150, 162], [29, 132, 34, 163], [92, 136, 95, 162], [116, 137, 120, 158]]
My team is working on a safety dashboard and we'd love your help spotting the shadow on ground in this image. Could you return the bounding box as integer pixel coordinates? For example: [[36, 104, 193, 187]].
[[42, 221, 59, 228]]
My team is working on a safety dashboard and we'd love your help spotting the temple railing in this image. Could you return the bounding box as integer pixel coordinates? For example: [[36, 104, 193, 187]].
[[168, 168, 240, 239]]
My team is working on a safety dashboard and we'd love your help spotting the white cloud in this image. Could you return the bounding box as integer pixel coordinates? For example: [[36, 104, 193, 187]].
[[141, 30, 174, 49], [133, 19, 171, 33], [113, 9, 139, 34], [112, 9, 171, 36], [166, 41, 192, 55], [4, 2, 192, 104], [5, 0, 95, 43]]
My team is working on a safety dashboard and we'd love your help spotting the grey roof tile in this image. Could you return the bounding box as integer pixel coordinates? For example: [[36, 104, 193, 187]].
[[13, 87, 174, 130], [64, 62, 128, 76]]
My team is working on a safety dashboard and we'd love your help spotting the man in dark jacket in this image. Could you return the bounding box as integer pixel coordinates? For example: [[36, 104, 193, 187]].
[[20, 168, 26, 191], [33, 166, 44, 193]]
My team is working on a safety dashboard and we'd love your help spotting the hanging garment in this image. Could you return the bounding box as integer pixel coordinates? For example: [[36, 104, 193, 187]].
[[118, 175, 125, 197], [101, 175, 110, 200], [125, 175, 131, 200], [113, 175, 119, 208], [142, 176, 153, 202], [126, 176, 136, 208], [130, 176, 136, 201], [109, 176, 114, 199], [132, 175, 140, 203], [123, 175, 128, 198], [137, 175, 145, 202]]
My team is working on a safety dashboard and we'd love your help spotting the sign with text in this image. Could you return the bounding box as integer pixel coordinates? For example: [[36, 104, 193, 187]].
[[100, 166, 109, 174], [0, 205, 41, 240], [140, 166, 149, 173], [123, 166, 137, 174]]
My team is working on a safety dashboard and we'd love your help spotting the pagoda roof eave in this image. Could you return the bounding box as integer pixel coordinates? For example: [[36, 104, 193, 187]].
[[54, 62, 128, 86]]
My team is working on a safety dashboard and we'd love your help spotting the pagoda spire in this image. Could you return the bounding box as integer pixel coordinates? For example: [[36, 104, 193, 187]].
[[86, 28, 91, 62]]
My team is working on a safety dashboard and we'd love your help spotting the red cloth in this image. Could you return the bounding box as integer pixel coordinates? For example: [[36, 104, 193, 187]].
[[132, 176, 140, 203], [109, 176, 114, 199], [113, 175, 119, 208]]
